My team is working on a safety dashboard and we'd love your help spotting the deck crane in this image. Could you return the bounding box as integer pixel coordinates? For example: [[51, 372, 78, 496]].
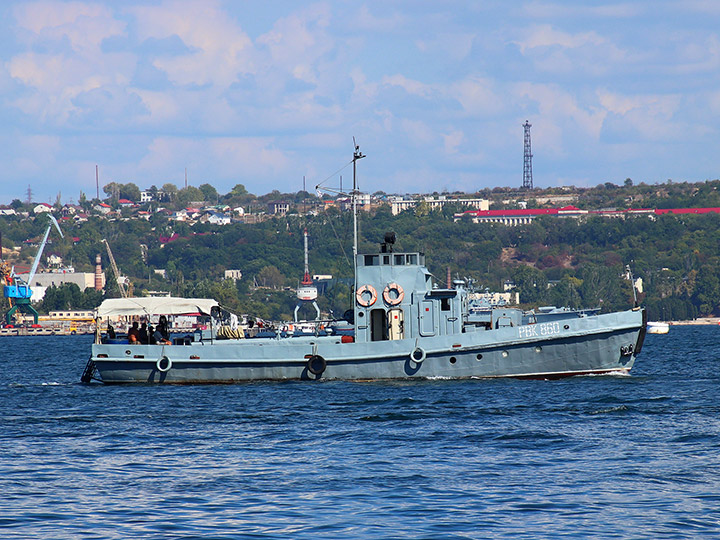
[[3, 215, 63, 325], [101, 239, 128, 298]]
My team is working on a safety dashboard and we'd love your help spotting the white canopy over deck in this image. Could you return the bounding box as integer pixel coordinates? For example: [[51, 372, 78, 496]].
[[96, 297, 219, 318]]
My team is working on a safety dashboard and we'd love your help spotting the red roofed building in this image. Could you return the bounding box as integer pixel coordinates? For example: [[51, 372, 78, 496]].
[[456, 206, 720, 225], [654, 207, 720, 215]]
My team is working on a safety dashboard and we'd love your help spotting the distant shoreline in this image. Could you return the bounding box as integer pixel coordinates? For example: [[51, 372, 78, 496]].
[[666, 318, 720, 326]]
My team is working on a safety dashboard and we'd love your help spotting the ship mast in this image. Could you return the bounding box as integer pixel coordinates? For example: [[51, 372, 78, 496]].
[[294, 227, 319, 321], [352, 140, 365, 259], [302, 228, 312, 286]]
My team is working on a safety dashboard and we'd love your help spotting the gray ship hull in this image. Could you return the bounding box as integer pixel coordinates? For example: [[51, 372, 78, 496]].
[[90, 308, 645, 384]]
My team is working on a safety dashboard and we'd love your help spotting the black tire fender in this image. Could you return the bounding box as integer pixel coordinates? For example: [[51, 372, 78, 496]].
[[307, 355, 326, 375]]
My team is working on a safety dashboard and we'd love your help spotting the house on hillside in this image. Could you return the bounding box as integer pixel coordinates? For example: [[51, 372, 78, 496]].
[[34, 203, 53, 214], [201, 211, 231, 225], [140, 189, 167, 203], [268, 201, 290, 215], [389, 196, 489, 215], [94, 202, 112, 214]]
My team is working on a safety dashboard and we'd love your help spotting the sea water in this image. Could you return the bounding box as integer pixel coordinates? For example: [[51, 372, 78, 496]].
[[1, 325, 719, 539]]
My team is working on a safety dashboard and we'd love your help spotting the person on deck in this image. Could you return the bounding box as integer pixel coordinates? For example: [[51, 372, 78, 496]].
[[138, 322, 149, 344], [128, 321, 140, 344], [153, 316, 171, 345]]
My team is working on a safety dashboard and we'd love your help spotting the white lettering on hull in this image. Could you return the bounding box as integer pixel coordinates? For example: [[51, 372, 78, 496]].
[[518, 322, 561, 339]]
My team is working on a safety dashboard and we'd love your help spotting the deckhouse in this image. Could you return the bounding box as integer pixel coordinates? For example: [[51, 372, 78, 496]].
[[353, 234, 464, 344]]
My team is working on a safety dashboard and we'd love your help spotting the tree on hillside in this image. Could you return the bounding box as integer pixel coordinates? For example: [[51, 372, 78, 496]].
[[199, 183, 219, 203], [162, 183, 178, 203], [257, 265, 285, 289], [511, 265, 548, 304], [177, 186, 205, 206]]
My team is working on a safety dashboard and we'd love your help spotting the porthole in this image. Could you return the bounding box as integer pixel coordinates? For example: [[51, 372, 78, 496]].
[[501, 350, 509, 358], [564, 324, 570, 330], [476, 353, 483, 361], [449, 357, 457, 364], [535, 346, 542, 353]]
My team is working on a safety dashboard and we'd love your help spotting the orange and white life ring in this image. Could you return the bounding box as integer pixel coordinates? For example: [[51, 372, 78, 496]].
[[383, 283, 405, 306], [356, 284, 378, 307]]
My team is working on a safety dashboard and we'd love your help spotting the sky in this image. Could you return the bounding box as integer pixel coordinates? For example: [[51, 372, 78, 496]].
[[1, 0, 719, 205]]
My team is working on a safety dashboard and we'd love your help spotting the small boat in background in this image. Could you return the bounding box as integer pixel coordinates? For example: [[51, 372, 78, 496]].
[[647, 321, 670, 334]]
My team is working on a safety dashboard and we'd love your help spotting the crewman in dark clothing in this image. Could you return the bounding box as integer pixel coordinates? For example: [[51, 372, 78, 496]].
[[138, 322, 149, 344]]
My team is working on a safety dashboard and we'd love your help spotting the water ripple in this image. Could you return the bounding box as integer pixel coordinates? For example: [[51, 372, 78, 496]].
[[1, 330, 720, 539]]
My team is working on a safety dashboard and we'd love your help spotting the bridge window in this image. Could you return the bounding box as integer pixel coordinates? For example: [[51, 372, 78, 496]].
[[363, 255, 379, 266]]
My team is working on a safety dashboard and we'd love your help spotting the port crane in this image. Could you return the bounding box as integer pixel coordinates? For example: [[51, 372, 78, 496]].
[[3, 215, 63, 325], [101, 239, 129, 298]]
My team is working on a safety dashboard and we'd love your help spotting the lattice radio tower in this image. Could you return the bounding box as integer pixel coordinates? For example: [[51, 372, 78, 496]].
[[522, 120, 533, 190]]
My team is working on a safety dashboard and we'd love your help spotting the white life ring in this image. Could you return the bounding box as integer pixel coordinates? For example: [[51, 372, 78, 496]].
[[410, 347, 426, 363], [156, 356, 172, 372], [383, 283, 405, 306], [356, 284, 378, 307]]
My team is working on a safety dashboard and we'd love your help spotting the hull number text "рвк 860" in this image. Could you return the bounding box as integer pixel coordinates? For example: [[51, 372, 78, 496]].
[[518, 322, 561, 338]]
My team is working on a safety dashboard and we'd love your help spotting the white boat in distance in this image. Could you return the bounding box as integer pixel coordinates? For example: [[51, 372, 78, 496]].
[[647, 321, 670, 334]]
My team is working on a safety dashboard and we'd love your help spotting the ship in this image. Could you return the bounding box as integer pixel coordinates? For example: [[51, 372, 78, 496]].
[[82, 147, 647, 384]]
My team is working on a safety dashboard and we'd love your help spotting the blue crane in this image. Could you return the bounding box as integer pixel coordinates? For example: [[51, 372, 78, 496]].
[[3, 215, 63, 325]]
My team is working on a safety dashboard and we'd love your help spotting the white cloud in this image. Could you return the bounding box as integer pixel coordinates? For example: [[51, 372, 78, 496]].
[[257, 4, 333, 85], [350, 68, 379, 102], [7, 2, 134, 123], [514, 24, 605, 53], [8, 52, 136, 122], [354, 5, 405, 33], [598, 90, 682, 139], [513, 82, 607, 152], [416, 32, 475, 61], [131, 0, 254, 88], [400, 119, 435, 147], [13, 1, 125, 53], [443, 130, 464, 155], [381, 74, 435, 98], [450, 77, 504, 116], [130, 89, 180, 124], [521, 2, 644, 19]]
